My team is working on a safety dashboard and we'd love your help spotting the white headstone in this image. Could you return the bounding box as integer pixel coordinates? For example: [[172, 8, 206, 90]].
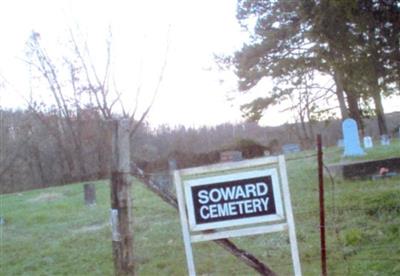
[[363, 136, 373, 149], [380, 134, 390, 146]]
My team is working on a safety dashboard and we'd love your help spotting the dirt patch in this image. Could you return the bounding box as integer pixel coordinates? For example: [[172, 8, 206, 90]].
[[29, 192, 63, 203]]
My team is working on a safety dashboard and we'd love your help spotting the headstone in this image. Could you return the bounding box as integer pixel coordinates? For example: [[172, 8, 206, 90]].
[[168, 159, 178, 171], [0, 217, 4, 225], [282, 144, 301, 154], [337, 139, 344, 148], [380, 134, 390, 146], [363, 136, 373, 149], [220, 151, 243, 162], [84, 183, 96, 206], [342, 118, 365, 156]]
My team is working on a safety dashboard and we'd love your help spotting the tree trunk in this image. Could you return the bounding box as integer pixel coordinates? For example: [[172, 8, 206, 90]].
[[334, 70, 349, 120], [345, 90, 364, 136], [372, 92, 388, 135], [31, 144, 46, 187]]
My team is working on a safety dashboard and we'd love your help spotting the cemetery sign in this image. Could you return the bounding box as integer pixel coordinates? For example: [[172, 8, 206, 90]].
[[184, 169, 284, 231], [174, 156, 302, 276]]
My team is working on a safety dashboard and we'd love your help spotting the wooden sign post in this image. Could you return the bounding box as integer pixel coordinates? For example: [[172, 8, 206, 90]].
[[110, 119, 135, 276], [174, 155, 301, 276]]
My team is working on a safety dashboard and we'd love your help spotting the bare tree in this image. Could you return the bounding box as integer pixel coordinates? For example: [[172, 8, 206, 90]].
[[24, 26, 169, 183]]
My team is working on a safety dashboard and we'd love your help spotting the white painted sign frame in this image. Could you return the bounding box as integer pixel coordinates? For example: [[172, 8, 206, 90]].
[[184, 169, 285, 231], [174, 155, 302, 276]]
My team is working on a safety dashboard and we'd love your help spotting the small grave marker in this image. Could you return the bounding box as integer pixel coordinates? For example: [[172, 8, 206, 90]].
[[84, 183, 96, 206], [337, 139, 344, 148], [380, 134, 390, 146], [220, 151, 243, 162], [282, 144, 301, 154], [342, 118, 365, 156], [363, 136, 373, 149]]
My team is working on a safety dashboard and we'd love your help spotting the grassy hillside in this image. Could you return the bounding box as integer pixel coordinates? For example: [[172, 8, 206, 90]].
[[1, 142, 399, 275]]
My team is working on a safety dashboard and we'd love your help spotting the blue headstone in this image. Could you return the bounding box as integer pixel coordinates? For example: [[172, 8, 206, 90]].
[[342, 118, 365, 156]]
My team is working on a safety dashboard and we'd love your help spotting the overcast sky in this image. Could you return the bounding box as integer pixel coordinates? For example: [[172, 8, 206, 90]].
[[0, 0, 253, 127], [0, 0, 398, 128]]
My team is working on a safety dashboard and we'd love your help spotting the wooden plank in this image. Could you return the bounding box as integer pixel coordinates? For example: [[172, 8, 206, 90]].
[[179, 156, 279, 177], [278, 155, 302, 276], [174, 170, 197, 276], [191, 223, 288, 243]]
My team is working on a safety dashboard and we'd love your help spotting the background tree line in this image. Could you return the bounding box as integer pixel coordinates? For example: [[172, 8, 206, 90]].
[[1, 107, 398, 193]]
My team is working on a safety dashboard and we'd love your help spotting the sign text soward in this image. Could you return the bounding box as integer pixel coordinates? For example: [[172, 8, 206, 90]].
[[191, 176, 277, 224]]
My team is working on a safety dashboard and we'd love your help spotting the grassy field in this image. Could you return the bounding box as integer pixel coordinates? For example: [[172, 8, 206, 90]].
[[1, 141, 399, 275]]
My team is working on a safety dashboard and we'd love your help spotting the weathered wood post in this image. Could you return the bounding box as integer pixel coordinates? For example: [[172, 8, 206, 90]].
[[84, 183, 96, 206], [110, 119, 135, 275]]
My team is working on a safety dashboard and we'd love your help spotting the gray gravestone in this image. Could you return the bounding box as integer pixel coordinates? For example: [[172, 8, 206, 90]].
[[84, 183, 96, 206], [342, 118, 365, 156], [337, 139, 344, 148], [282, 144, 301, 154], [363, 136, 373, 149], [380, 134, 390, 146], [220, 151, 243, 162]]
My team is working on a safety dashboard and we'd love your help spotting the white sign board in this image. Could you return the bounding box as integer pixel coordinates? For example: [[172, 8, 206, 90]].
[[184, 169, 284, 231], [174, 155, 302, 276]]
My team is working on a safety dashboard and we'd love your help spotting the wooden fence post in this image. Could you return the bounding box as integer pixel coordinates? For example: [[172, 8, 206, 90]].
[[110, 119, 134, 276]]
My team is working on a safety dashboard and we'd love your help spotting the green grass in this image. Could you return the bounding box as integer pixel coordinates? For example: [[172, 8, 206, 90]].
[[1, 142, 399, 275], [327, 139, 400, 163]]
